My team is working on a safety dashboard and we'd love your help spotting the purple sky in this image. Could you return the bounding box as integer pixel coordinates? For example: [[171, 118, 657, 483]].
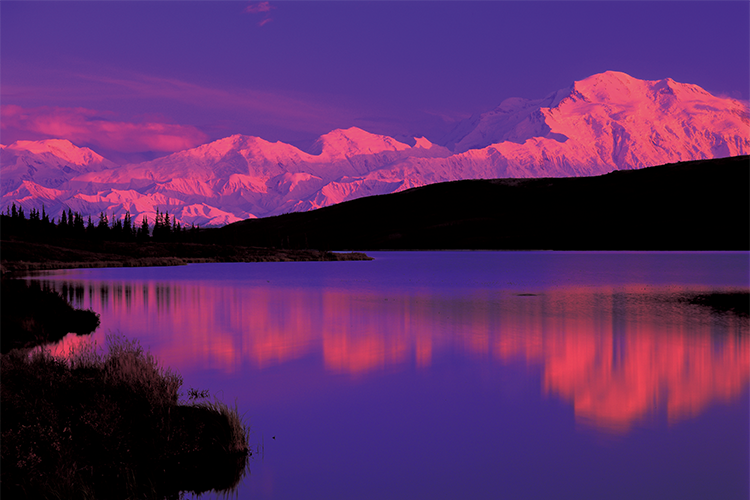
[[2, 1, 748, 163]]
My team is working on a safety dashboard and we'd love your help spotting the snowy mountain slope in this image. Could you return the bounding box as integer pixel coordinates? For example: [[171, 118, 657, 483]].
[[0, 140, 117, 194], [53, 127, 448, 224], [2, 71, 748, 227], [444, 71, 749, 164], [441, 86, 573, 152]]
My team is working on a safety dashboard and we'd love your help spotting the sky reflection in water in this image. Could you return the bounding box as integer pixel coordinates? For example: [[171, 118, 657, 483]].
[[32, 252, 749, 499]]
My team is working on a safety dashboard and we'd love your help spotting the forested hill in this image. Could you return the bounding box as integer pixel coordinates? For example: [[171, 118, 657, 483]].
[[214, 156, 750, 251]]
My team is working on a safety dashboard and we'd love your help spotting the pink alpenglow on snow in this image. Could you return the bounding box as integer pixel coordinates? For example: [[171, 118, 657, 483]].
[[1, 72, 748, 227]]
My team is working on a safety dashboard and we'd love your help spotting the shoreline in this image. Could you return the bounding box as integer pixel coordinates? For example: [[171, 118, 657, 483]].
[[1, 279, 252, 497], [0, 239, 372, 276]]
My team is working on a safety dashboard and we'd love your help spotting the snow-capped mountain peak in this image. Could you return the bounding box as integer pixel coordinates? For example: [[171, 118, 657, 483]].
[[310, 127, 411, 158], [445, 71, 749, 156], [2, 71, 748, 227], [413, 137, 434, 149], [0, 139, 118, 196], [4, 139, 112, 167]]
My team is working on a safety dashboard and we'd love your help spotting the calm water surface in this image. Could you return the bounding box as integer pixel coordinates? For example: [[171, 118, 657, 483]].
[[31, 252, 749, 499]]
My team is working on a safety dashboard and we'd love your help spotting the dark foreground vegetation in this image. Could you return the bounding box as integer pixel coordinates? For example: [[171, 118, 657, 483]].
[[0, 280, 251, 498], [0, 279, 100, 353], [216, 155, 750, 250], [1, 334, 250, 499]]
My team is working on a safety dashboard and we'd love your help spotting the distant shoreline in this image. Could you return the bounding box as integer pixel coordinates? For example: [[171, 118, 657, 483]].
[[0, 239, 372, 277]]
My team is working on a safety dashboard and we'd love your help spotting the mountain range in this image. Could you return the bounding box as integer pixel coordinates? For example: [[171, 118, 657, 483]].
[[2, 71, 748, 227]]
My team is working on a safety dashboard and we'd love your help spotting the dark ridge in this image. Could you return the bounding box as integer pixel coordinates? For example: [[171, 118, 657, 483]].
[[213, 156, 750, 251]]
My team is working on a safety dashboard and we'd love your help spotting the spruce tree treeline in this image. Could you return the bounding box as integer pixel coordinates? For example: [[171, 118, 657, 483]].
[[1, 204, 199, 243]]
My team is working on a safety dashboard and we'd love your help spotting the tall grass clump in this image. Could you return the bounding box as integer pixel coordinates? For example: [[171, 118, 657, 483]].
[[99, 335, 182, 407], [1, 334, 250, 499], [190, 399, 251, 455]]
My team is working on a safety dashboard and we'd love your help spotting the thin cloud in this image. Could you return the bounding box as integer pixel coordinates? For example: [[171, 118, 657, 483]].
[[244, 2, 273, 14], [244, 2, 274, 26], [72, 70, 356, 135], [2, 64, 370, 145], [1, 105, 209, 153]]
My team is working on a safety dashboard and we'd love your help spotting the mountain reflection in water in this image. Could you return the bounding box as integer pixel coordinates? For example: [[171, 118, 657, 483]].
[[41, 278, 748, 434]]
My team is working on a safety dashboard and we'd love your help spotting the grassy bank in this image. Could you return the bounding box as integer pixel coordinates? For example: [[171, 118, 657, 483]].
[[1, 334, 250, 499], [1, 238, 372, 275]]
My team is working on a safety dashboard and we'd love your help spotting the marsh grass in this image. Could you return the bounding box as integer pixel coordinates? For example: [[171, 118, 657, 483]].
[[190, 400, 251, 455], [1, 334, 250, 499]]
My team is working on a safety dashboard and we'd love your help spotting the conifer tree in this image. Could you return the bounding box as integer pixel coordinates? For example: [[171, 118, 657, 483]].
[[98, 212, 109, 229], [86, 215, 95, 237], [73, 212, 85, 236], [139, 215, 150, 241], [123, 211, 132, 239], [165, 211, 172, 241], [111, 213, 123, 240]]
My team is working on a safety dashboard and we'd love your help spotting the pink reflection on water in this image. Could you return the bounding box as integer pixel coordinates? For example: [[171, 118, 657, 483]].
[[490, 286, 749, 432], [42, 279, 749, 433]]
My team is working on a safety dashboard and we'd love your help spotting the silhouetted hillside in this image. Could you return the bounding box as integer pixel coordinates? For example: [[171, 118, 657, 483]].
[[215, 156, 750, 251]]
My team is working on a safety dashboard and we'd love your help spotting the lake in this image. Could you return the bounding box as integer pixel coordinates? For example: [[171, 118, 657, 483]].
[[29, 251, 749, 499]]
